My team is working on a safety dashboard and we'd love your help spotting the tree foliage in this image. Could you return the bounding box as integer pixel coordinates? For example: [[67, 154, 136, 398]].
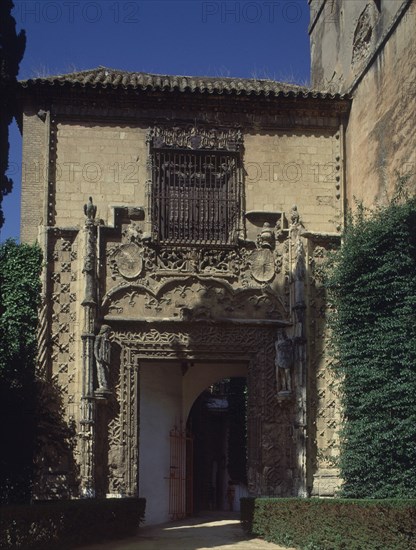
[[0, 240, 42, 503], [326, 189, 416, 498], [0, 0, 26, 228]]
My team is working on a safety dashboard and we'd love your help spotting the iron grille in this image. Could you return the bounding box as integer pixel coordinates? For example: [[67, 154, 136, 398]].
[[167, 425, 193, 520], [152, 150, 241, 245]]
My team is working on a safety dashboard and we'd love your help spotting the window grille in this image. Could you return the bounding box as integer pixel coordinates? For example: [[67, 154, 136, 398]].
[[151, 149, 242, 246]]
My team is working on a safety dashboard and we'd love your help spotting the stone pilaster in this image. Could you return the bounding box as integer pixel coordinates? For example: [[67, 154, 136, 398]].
[[80, 201, 98, 497]]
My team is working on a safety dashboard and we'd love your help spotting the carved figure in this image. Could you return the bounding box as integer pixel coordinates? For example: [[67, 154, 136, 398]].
[[275, 330, 293, 393], [84, 196, 97, 220], [123, 222, 142, 243], [290, 205, 300, 226], [94, 325, 112, 394]]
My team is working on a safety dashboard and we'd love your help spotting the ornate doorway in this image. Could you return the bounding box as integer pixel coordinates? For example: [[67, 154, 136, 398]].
[[100, 322, 300, 524]]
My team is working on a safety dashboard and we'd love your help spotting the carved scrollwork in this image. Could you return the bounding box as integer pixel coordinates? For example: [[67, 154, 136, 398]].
[[152, 246, 250, 278], [147, 125, 243, 152], [108, 241, 252, 285], [103, 277, 286, 321]]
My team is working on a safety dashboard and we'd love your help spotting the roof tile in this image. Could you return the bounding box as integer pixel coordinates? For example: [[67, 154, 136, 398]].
[[20, 66, 349, 99]]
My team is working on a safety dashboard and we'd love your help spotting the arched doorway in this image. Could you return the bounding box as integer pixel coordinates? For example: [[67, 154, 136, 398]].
[[187, 376, 248, 513], [137, 359, 247, 524], [107, 323, 298, 525]]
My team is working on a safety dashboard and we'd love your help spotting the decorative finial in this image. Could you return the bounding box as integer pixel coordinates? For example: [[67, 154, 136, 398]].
[[84, 196, 97, 220], [258, 222, 274, 249]]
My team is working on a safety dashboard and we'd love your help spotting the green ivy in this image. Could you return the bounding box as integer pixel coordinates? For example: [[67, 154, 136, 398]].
[[325, 189, 416, 498], [0, 239, 42, 503]]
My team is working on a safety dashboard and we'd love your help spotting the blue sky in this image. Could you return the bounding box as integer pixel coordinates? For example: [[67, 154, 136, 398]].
[[2, 0, 311, 242]]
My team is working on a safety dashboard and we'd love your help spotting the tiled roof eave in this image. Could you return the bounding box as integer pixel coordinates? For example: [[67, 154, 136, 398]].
[[19, 70, 351, 101], [19, 82, 348, 100]]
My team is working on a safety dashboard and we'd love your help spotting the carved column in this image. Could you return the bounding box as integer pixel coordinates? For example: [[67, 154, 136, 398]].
[[80, 199, 98, 497], [290, 208, 308, 497], [106, 344, 140, 497], [125, 348, 139, 496]]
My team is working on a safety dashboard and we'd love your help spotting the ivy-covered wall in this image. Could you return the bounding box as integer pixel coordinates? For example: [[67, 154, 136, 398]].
[[326, 193, 416, 498]]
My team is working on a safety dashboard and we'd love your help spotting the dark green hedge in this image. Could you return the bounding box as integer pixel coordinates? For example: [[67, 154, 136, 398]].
[[241, 497, 416, 550], [0, 498, 146, 549]]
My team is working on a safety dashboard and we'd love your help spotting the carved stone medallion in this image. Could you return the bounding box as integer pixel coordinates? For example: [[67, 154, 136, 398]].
[[251, 249, 275, 282], [115, 243, 143, 279]]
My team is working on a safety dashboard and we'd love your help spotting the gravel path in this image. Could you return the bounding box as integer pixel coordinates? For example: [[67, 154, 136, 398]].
[[76, 513, 296, 550]]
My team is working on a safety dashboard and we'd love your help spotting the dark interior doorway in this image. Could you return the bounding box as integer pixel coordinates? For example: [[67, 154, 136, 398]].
[[187, 377, 247, 513]]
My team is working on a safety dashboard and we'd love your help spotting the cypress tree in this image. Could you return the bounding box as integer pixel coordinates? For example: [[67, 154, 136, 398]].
[[0, 0, 26, 228]]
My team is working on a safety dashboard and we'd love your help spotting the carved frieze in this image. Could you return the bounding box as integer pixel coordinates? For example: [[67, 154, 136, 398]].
[[107, 241, 252, 284], [103, 278, 286, 322], [147, 125, 243, 152]]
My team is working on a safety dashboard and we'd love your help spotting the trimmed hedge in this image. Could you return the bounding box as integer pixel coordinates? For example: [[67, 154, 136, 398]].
[[241, 497, 416, 550], [0, 498, 146, 549]]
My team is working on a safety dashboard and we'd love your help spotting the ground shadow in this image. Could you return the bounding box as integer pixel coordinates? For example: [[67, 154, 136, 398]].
[[75, 513, 287, 550]]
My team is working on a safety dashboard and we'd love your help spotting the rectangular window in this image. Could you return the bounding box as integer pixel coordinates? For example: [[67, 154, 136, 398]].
[[150, 141, 242, 246]]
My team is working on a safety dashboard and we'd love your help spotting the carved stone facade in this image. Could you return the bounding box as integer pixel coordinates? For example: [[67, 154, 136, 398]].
[[19, 68, 350, 522]]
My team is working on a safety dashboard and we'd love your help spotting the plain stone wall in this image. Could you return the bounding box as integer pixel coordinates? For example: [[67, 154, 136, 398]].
[[55, 123, 148, 226], [139, 362, 183, 525], [345, 3, 416, 205], [309, 0, 408, 92], [244, 129, 342, 235]]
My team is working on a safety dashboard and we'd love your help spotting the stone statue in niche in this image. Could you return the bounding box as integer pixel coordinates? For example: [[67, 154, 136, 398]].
[[275, 329, 293, 394], [94, 325, 112, 396]]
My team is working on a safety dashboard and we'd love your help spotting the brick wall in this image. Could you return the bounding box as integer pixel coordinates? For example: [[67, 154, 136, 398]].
[[245, 129, 342, 236], [54, 123, 148, 227], [20, 111, 48, 243]]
